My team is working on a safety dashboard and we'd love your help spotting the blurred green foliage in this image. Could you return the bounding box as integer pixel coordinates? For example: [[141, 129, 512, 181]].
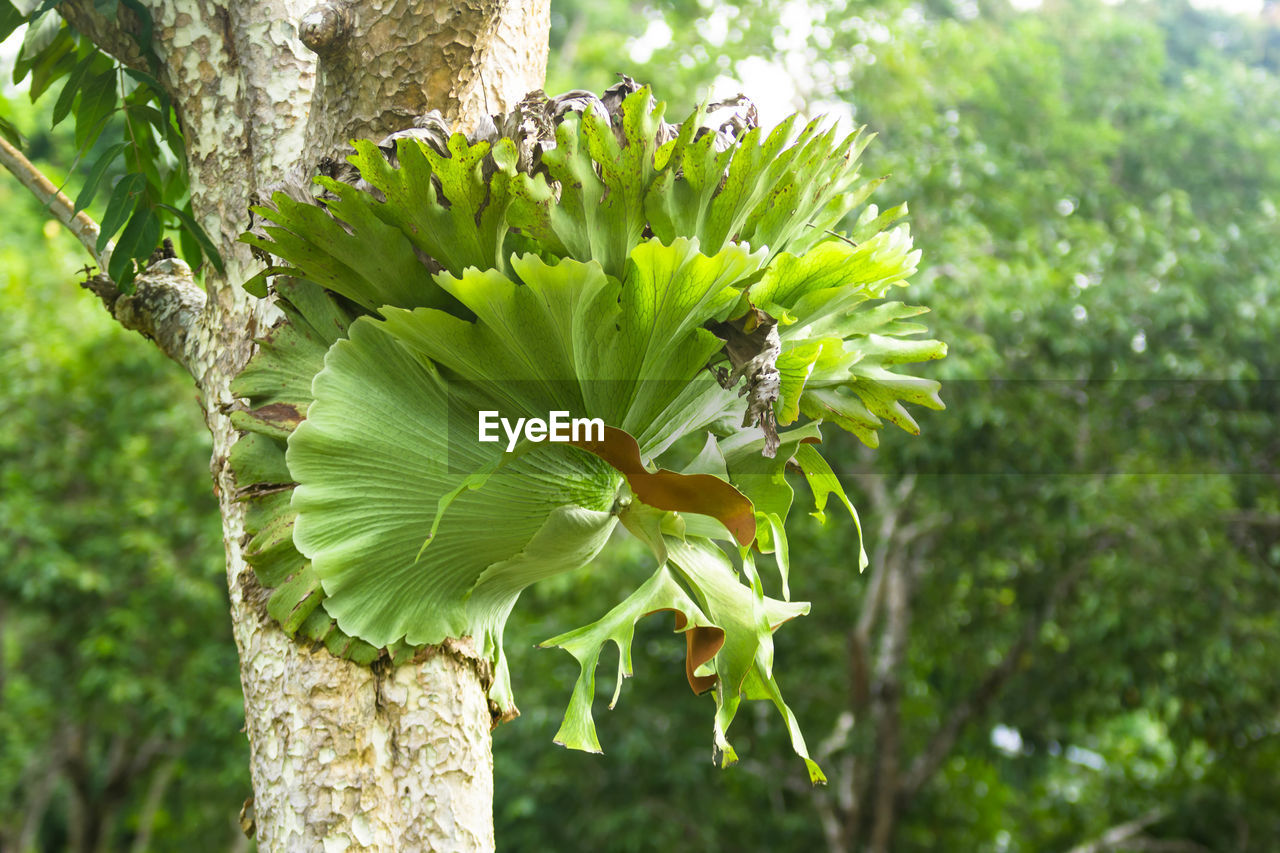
[[3, 0, 1278, 849], [0, 99, 248, 850]]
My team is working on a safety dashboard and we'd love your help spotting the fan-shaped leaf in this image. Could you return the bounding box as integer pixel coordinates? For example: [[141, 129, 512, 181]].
[[287, 315, 621, 651]]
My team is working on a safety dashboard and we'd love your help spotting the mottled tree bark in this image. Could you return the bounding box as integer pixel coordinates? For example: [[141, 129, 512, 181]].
[[300, 0, 549, 155], [49, 0, 551, 848]]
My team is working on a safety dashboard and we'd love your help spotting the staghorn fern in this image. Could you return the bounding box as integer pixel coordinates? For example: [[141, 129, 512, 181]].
[[229, 77, 946, 781]]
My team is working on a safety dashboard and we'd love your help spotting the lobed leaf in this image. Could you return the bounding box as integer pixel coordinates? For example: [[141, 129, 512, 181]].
[[508, 88, 664, 277], [242, 188, 445, 313]]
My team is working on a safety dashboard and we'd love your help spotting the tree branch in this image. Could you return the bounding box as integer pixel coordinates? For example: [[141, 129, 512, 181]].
[[898, 548, 1100, 801], [2, 136, 208, 372], [81, 262, 208, 373], [56, 1, 149, 72], [129, 756, 178, 853], [1111, 841, 1211, 853], [1065, 809, 1170, 853], [817, 474, 928, 852], [810, 708, 857, 852], [15, 720, 72, 852], [867, 550, 912, 853], [1222, 510, 1280, 527], [1, 135, 110, 269], [848, 552, 887, 714], [849, 475, 917, 711], [813, 784, 850, 853]]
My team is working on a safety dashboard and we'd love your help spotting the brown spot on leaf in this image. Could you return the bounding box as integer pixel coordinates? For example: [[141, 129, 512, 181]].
[[570, 426, 756, 546], [250, 402, 304, 431]]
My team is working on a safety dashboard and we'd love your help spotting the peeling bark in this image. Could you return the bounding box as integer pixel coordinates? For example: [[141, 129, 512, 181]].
[[235, 610, 495, 850], [301, 0, 550, 157], [81, 261, 207, 371], [44, 0, 551, 848], [57, 0, 149, 71]]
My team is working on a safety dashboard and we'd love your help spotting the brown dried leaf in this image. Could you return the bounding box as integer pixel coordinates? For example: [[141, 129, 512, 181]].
[[667, 610, 725, 694], [570, 425, 757, 546]]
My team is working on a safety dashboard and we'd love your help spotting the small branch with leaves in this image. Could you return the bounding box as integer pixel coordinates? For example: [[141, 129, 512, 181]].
[[1, 135, 206, 373], [0, 134, 110, 268]]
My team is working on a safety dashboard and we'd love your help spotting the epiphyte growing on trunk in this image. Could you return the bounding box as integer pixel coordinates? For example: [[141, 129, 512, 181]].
[[229, 78, 946, 779]]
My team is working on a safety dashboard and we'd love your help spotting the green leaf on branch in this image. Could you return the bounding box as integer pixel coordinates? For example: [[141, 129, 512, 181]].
[[73, 142, 128, 213], [108, 203, 159, 289], [0, 115, 22, 147], [16, 15, 71, 95], [50, 51, 94, 129], [72, 63, 118, 152], [0, 0, 23, 44], [157, 203, 224, 273], [96, 172, 146, 252]]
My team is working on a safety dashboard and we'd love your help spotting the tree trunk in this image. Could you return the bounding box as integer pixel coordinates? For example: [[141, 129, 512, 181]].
[[58, 0, 550, 847]]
